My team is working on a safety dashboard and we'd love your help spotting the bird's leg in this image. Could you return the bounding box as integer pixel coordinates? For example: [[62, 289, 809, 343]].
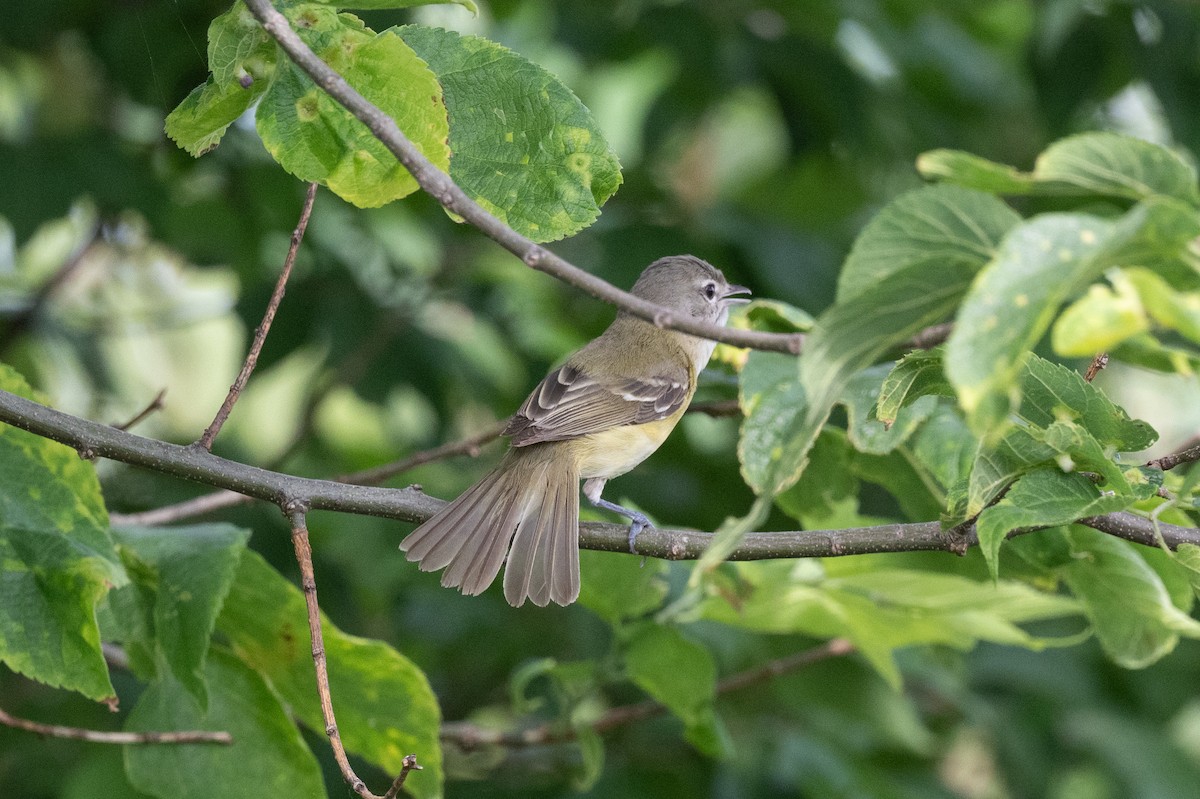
[[583, 477, 653, 554]]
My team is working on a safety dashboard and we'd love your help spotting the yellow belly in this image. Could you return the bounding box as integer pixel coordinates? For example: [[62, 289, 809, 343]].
[[573, 417, 680, 480]]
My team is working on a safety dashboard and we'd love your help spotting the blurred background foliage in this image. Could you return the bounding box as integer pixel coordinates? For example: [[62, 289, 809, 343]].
[[3, 0, 1200, 797]]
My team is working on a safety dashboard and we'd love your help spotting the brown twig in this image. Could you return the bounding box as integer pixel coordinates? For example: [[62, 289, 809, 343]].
[[4, 388, 1198, 560], [901, 321, 954, 351], [0, 706, 231, 745], [687, 399, 741, 418], [112, 388, 167, 432], [239, 0, 802, 356], [0, 220, 102, 357], [1146, 437, 1200, 472], [1084, 352, 1109, 382], [197, 182, 318, 451], [382, 754, 422, 799], [440, 638, 854, 750], [286, 506, 412, 799]]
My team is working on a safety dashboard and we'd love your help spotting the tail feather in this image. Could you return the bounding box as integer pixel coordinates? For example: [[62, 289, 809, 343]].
[[400, 449, 581, 607]]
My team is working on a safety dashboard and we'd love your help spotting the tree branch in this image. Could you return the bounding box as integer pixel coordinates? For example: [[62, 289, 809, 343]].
[[0, 706, 231, 745], [4, 389, 1198, 560], [197, 182, 318, 451], [440, 638, 854, 750], [1146, 437, 1200, 472], [238, 0, 801, 356]]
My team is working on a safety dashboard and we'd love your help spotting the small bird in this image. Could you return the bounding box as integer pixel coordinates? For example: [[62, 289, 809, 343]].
[[401, 255, 750, 607]]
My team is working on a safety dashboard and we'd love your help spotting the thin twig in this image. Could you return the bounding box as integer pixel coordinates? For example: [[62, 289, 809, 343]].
[[112, 388, 167, 432], [1146, 437, 1200, 472], [440, 638, 855, 750], [901, 322, 953, 351], [239, 0, 802, 356], [197, 182, 319, 451], [0, 220, 102, 357], [286, 506, 409, 799], [381, 755, 422, 799], [0, 706, 231, 745], [3, 388, 1198, 560], [1084, 352, 1109, 382]]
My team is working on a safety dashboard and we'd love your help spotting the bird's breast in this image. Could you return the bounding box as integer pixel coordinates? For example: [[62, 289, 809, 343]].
[[573, 416, 681, 480]]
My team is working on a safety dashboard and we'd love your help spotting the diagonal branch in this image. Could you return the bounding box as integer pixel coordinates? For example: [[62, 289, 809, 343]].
[[239, 0, 802, 356], [0, 706, 231, 745], [3, 388, 1198, 560], [197, 182, 319, 451]]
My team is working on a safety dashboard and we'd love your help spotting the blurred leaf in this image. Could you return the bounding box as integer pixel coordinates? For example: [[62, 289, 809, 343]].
[[318, 0, 478, 10], [946, 213, 1114, 435], [108, 524, 250, 706], [123, 649, 324, 799], [1052, 277, 1149, 356], [739, 299, 814, 333], [1125, 267, 1200, 344], [577, 550, 669, 624], [1062, 527, 1200, 668], [216, 551, 443, 798], [0, 363, 123, 704], [257, 23, 451, 207], [920, 132, 1200, 207], [397, 25, 622, 242], [621, 622, 727, 757], [774, 428, 857, 526]]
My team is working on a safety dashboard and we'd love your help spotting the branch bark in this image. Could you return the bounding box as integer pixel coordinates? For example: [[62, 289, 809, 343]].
[[3, 388, 1198, 560], [238, 0, 802, 356], [0, 706, 231, 745]]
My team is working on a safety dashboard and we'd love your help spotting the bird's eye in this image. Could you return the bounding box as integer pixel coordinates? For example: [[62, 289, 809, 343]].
[[703, 282, 717, 301]]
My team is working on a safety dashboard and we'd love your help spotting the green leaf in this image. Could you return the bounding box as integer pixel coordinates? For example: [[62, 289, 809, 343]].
[[1052, 276, 1149, 356], [916, 149, 1036, 195], [738, 351, 807, 496], [108, 524, 250, 706], [1124, 267, 1200, 344], [317, 0, 478, 10], [256, 24, 451, 208], [165, 77, 264, 158], [206, 2, 273, 87], [876, 348, 955, 426], [774, 429, 858, 526], [577, 550, 669, 623], [835, 185, 1021, 302], [920, 133, 1200, 207], [1061, 527, 1200, 668], [975, 470, 1136, 578], [698, 562, 1082, 688], [841, 364, 938, 456], [0, 365, 123, 704], [216, 551, 443, 798], [1034, 133, 1200, 207], [397, 25, 622, 242], [946, 213, 1115, 435], [740, 299, 815, 333], [622, 622, 727, 757], [124, 648, 324, 799]]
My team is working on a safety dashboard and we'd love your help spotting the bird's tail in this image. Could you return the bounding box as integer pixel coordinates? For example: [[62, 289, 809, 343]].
[[400, 447, 581, 607]]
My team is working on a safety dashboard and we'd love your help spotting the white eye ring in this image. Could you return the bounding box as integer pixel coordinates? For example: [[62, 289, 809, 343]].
[[702, 281, 718, 301]]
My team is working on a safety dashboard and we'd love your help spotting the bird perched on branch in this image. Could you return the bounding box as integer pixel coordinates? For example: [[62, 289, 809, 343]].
[[401, 255, 750, 607]]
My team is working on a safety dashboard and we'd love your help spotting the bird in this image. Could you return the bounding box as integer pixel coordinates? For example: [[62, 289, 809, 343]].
[[400, 255, 750, 607]]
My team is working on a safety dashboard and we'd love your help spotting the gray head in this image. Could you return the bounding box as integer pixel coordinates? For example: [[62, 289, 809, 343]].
[[630, 255, 751, 324]]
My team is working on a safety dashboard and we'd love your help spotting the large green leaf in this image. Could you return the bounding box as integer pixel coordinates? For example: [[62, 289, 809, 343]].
[[698, 562, 1082, 688], [108, 525, 250, 706], [256, 21, 451, 207], [919, 132, 1200, 207], [397, 25, 623, 242], [577, 550, 669, 624], [875, 348, 955, 426], [1061, 527, 1200, 668], [622, 622, 727, 757], [946, 212, 1115, 435], [0, 365, 123, 704], [738, 351, 807, 496], [124, 648, 324, 799], [216, 551, 443, 799]]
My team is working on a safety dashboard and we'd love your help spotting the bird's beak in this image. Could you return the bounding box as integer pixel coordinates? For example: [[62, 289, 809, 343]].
[[723, 284, 752, 304]]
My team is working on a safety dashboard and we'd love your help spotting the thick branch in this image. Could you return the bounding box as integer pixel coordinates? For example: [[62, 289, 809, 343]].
[[3, 389, 1199, 559], [0, 706, 230, 745], [239, 0, 801, 356]]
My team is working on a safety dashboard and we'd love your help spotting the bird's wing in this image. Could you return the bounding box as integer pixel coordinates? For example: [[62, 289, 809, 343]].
[[503, 360, 691, 446]]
